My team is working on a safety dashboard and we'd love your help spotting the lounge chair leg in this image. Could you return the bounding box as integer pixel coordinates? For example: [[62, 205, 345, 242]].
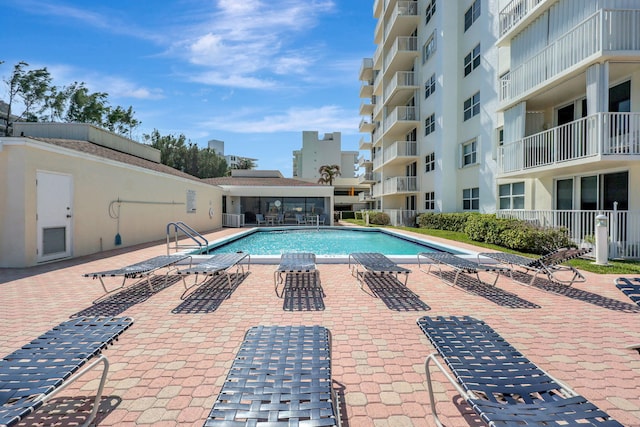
[[42, 354, 110, 427]]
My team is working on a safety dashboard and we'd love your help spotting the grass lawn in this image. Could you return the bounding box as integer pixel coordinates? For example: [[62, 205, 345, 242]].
[[341, 219, 640, 274]]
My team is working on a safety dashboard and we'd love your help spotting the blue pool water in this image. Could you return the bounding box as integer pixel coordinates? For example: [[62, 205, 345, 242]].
[[204, 228, 455, 256]]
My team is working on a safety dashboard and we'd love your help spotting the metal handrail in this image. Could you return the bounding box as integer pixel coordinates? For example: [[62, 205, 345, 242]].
[[166, 222, 208, 254]]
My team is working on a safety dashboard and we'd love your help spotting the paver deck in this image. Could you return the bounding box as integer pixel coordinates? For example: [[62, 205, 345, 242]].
[[1, 227, 640, 426]]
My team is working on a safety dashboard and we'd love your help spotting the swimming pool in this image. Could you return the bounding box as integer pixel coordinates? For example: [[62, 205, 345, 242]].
[[202, 227, 462, 257]]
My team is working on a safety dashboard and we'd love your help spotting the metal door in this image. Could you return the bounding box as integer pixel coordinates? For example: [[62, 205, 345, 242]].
[[37, 171, 73, 262]]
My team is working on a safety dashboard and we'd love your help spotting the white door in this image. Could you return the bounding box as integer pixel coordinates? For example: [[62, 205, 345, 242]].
[[37, 171, 73, 262]]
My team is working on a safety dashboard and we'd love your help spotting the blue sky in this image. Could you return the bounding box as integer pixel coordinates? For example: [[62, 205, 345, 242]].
[[1, 0, 376, 176]]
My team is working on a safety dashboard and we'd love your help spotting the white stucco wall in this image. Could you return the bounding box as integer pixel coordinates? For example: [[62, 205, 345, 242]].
[[0, 138, 224, 267]]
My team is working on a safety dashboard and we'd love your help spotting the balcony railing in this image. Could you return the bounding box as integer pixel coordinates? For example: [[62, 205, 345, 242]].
[[383, 176, 417, 195], [383, 106, 417, 133], [499, 0, 546, 36], [499, 113, 640, 174], [384, 36, 418, 71], [358, 173, 375, 184], [498, 209, 640, 259], [384, 1, 419, 41], [383, 71, 416, 102], [500, 9, 640, 103], [358, 192, 375, 202]]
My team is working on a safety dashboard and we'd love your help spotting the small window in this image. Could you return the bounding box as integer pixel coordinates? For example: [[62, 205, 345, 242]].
[[423, 32, 436, 64], [424, 73, 436, 99], [461, 139, 477, 166], [463, 187, 479, 210], [464, 43, 481, 76], [425, 113, 436, 136], [499, 182, 525, 209], [425, 152, 435, 172], [464, 0, 481, 32], [425, 191, 436, 210], [425, 0, 436, 25], [463, 91, 480, 121]]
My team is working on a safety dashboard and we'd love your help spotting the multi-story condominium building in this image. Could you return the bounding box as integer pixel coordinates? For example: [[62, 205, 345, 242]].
[[360, 0, 640, 258], [359, 0, 499, 226], [293, 131, 372, 211], [208, 139, 258, 169], [496, 0, 640, 258]]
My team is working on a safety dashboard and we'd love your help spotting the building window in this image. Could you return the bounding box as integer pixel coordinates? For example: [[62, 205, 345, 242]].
[[425, 192, 436, 210], [425, 152, 435, 172], [461, 139, 477, 166], [424, 73, 436, 99], [463, 187, 479, 210], [464, 0, 481, 32], [423, 32, 436, 64], [425, 113, 436, 136], [425, 0, 436, 25], [464, 44, 480, 76], [499, 182, 525, 209], [463, 91, 480, 121]]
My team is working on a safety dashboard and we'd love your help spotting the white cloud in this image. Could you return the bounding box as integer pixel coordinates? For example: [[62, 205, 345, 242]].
[[200, 105, 359, 134], [170, 0, 336, 89], [46, 65, 164, 101]]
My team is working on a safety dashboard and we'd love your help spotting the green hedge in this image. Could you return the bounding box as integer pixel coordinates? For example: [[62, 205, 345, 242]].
[[416, 212, 474, 232], [416, 212, 573, 255], [368, 211, 390, 226]]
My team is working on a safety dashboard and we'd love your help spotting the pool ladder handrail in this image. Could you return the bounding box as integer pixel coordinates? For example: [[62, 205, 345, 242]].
[[166, 222, 208, 254]]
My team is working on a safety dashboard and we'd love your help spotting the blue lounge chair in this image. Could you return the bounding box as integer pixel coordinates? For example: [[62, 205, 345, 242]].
[[615, 277, 640, 305], [203, 325, 341, 426], [0, 316, 134, 427], [84, 254, 192, 295], [348, 252, 411, 288], [274, 253, 320, 296], [417, 315, 622, 427], [418, 252, 510, 287], [177, 252, 250, 299], [478, 247, 590, 286]]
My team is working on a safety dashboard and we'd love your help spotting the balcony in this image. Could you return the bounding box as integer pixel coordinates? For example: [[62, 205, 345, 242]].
[[359, 136, 372, 151], [498, 0, 548, 40], [382, 176, 418, 195], [359, 79, 374, 98], [359, 99, 374, 116], [373, 140, 417, 171], [359, 118, 376, 133], [359, 58, 373, 81], [383, 71, 417, 106], [384, 1, 419, 42], [383, 106, 418, 137], [500, 9, 640, 106], [358, 192, 376, 202], [358, 172, 379, 184], [383, 36, 418, 75], [498, 112, 640, 177], [358, 156, 373, 168]]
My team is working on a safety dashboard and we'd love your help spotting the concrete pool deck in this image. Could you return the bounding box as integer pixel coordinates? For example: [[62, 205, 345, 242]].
[[1, 226, 640, 426]]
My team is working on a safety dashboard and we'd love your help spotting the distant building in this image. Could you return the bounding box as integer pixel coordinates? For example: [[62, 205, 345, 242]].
[[208, 139, 258, 169], [293, 131, 373, 212]]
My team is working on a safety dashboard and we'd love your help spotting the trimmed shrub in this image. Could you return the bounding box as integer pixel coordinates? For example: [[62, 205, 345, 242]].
[[369, 211, 391, 225], [416, 212, 573, 254], [416, 212, 473, 232]]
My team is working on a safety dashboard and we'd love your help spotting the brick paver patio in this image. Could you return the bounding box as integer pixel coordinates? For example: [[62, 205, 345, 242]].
[[1, 227, 640, 426]]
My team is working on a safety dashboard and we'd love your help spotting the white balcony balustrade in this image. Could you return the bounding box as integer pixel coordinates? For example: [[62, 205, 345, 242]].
[[500, 9, 640, 103], [499, 113, 640, 174], [383, 176, 417, 195]]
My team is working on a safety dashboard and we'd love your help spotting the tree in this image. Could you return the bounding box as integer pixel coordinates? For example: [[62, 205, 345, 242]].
[[66, 85, 109, 126], [105, 105, 140, 138], [2, 61, 53, 135], [142, 129, 227, 178], [236, 158, 255, 170], [317, 164, 341, 186]]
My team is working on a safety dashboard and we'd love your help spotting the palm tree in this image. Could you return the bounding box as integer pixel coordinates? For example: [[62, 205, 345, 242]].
[[317, 164, 341, 186]]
